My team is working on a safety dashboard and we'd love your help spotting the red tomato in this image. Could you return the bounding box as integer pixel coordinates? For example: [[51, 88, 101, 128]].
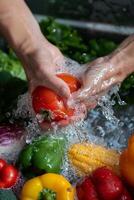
[[57, 73, 81, 93], [0, 159, 6, 170], [0, 165, 19, 188], [32, 73, 81, 123]]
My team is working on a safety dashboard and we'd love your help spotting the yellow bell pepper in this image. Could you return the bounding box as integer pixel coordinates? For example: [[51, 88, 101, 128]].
[[21, 173, 74, 200]]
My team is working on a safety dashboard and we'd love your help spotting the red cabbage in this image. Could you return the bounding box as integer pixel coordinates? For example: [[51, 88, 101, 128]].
[[0, 124, 25, 146]]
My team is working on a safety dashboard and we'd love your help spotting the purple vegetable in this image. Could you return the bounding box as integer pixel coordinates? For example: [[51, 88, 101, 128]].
[[0, 124, 25, 146]]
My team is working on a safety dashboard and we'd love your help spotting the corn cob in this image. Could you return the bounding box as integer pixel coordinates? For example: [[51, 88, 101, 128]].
[[68, 143, 120, 176]]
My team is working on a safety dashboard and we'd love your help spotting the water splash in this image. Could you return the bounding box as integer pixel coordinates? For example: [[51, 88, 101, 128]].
[[12, 93, 41, 143], [11, 57, 134, 182], [98, 85, 120, 125]]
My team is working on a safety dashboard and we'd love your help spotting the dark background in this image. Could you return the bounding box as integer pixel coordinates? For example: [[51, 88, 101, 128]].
[[26, 0, 134, 26]]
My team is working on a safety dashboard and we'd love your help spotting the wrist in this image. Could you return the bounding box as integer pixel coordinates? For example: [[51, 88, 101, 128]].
[[110, 47, 134, 78]]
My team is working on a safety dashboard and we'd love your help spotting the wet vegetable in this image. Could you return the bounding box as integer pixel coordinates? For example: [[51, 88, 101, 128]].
[[76, 177, 99, 200], [68, 143, 120, 176], [19, 136, 65, 174], [76, 167, 133, 200], [120, 134, 134, 187], [32, 73, 81, 125], [38, 189, 56, 200], [0, 124, 25, 146], [0, 159, 19, 189], [21, 173, 74, 200], [0, 49, 25, 80]]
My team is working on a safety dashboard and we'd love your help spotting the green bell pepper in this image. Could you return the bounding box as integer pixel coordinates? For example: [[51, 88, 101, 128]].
[[19, 136, 65, 174]]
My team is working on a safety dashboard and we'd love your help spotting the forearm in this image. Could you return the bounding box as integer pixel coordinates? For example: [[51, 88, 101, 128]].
[[110, 35, 134, 77], [0, 0, 49, 56]]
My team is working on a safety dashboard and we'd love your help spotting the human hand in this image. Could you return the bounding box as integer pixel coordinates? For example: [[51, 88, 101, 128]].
[[20, 40, 71, 98], [73, 36, 134, 108], [0, 0, 70, 98]]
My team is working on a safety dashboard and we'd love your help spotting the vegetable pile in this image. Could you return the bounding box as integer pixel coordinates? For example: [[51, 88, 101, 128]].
[[0, 18, 134, 200], [0, 130, 134, 199], [21, 173, 74, 200], [68, 143, 120, 176], [76, 167, 132, 200]]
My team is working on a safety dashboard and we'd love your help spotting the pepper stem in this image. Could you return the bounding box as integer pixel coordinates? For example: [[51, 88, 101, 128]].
[[38, 188, 56, 200]]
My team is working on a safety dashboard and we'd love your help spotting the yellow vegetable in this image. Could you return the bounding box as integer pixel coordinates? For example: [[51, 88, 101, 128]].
[[21, 173, 74, 200], [68, 143, 120, 176]]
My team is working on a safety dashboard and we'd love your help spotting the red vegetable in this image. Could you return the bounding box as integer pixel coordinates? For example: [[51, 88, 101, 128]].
[[0, 159, 19, 188], [119, 188, 133, 200], [92, 167, 123, 200], [0, 124, 25, 146], [32, 73, 81, 125], [76, 177, 98, 200], [76, 167, 133, 200], [0, 159, 6, 170]]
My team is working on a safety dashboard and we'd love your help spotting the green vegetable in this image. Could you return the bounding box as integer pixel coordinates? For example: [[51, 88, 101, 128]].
[[121, 74, 134, 91], [0, 74, 27, 122], [39, 18, 117, 64], [40, 18, 88, 63], [0, 49, 26, 80], [38, 189, 56, 200], [0, 189, 17, 200], [88, 39, 117, 58], [19, 136, 66, 174]]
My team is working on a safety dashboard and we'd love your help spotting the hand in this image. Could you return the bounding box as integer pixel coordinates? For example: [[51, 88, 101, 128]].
[[20, 40, 70, 98], [0, 0, 70, 98], [73, 35, 134, 108]]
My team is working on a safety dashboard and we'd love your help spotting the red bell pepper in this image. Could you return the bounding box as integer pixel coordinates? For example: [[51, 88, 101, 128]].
[[76, 167, 133, 200]]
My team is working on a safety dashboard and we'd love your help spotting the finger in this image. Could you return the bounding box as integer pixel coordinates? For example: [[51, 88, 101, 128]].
[[30, 74, 71, 98], [73, 85, 97, 103], [98, 77, 118, 94], [48, 75, 71, 98], [72, 78, 119, 107]]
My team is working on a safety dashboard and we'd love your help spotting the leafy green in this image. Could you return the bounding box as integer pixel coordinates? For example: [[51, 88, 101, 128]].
[[88, 39, 117, 58], [121, 74, 134, 91], [39, 18, 117, 64], [0, 73, 27, 122], [38, 189, 56, 200], [40, 18, 88, 63], [0, 49, 26, 80]]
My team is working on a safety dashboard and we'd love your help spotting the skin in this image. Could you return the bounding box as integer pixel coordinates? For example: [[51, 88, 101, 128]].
[[0, 0, 134, 110], [73, 35, 134, 108], [0, 0, 70, 98]]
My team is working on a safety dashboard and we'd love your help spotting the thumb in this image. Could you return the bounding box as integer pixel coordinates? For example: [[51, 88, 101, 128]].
[[48, 75, 71, 98], [29, 74, 70, 98]]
